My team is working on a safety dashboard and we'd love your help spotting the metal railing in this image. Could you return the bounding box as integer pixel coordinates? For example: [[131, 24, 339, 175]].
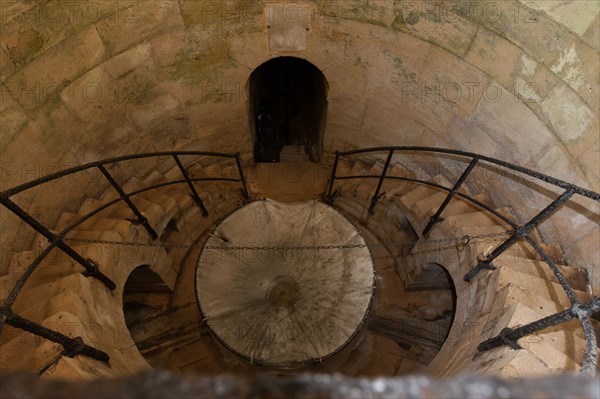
[[0, 151, 249, 365], [325, 146, 600, 374], [0, 146, 598, 375]]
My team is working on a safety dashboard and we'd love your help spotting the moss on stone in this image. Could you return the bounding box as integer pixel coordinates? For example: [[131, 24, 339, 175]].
[[391, 15, 407, 31], [7, 28, 45, 66]]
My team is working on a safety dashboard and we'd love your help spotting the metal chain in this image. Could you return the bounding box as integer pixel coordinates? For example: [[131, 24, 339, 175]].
[[62, 230, 515, 251]]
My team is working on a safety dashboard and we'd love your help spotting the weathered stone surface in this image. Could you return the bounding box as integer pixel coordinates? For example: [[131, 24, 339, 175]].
[[449, 28, 564, 124], [545, 38, 599, 112], [0, 1, 597, 381], [6, 25, 105, 110], [180, 0, 263, 27], [443, 114, 505, 160], [0, 88, 27, 150], [59, 43, 158, 132], [0, 1, 73, 67], [470, 1, 569, 66], [576, 136, 600, 193], [535, 145, 588, 189], [0, 46, 16, 82], [540, 83, 596, 144], [390, 1, 478, 56], [470, 82, 557, 163], [533, 0, 599, 37], [328, 0, 394, 29], [581, 14, 600, 51], [95, 0, 184, 55], [420, 46, 490, 116]]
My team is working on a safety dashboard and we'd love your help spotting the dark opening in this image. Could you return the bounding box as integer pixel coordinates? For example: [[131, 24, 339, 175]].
[[123, 265, 171, 329], [249, 57, 328, 163]]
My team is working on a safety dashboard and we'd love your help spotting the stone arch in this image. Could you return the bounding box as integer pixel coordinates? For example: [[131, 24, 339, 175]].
[[248, 56, 328, 163]]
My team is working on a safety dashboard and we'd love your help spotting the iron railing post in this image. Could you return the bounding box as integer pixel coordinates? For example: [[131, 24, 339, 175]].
[[368, 150, 394, 214], [1, 308, 110, 363], [173, 155, 209, 217], [325, 151, 340, 204], [0, 197, 116, 291], [97, 165, 158, 239], [523, 235, 579, 305], [422, 157, 479, 238], [464, 188, 575, 282], [477, 297, 599, 374], [234, 153, 250, 202]]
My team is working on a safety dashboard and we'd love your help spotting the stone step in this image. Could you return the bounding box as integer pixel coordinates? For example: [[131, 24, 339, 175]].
[[53, 212, 78, 232], [372, 162, 419, 205], [104, 196, 166, 234], [497, 267, 589, 309], [41, 355, 115, 379], [387, 162, 417, 180], [412, 192, 494, 225], [279, 145, 309, 163], [9, 250, 37, 275], [98, 176, 146, 203], [445, 222, 546, 263], [480, 282, 587, 363], [142, 170, 165, 185], [494, 254, 590, 293], [440, 207, 514, 231], [0, 274, 18, 303], [404, 193, 499, 238], [494, 283, 565, 317], [486, 302, 581, 372], [135, 190, 179, 217], [398, 176, 449, 212], [336, 159, 370, 195], [10, 259, 81, 296], [364, 214, 415, 257], [0, 311, 81, 374], [446, 222, 506, 240], [66, 230, 124, 242], [393, 157, 434, 183], [74, 218, 146, 242], [155, 186, 195, 216], [1, 249, 76, 303], [127, 193, 180, 238], [77, 197, 104, 217], [3, 272, 103, 327], [162, 162, 186, 182], [353, 163, 384, 201], [482, 346, 551, 377], [333, 196, 368, 221], [334, 158, 354, 177]]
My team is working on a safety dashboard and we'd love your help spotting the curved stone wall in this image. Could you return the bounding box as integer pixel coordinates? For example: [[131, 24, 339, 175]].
[[1, 1, 598, 288]]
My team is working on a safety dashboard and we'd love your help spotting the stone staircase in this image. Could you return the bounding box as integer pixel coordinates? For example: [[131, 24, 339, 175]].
[[326, 156, 597, 377], [0, 155, 597, 379], [0, 159, 246, 379]]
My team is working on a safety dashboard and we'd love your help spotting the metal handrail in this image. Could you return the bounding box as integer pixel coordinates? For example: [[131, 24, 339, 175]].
[[325, 146, 600, 374], [0, 146, 598, 375], [0, 151, 250, 366]]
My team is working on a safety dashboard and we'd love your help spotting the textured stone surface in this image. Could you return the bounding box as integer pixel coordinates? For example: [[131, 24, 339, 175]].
[[6, 25, 105, 110], [0, 0, 598, 380], [95, 1, 184, 55]]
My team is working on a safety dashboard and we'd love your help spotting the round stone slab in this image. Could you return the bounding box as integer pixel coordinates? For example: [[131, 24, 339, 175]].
[[195, 199, 374, 368]]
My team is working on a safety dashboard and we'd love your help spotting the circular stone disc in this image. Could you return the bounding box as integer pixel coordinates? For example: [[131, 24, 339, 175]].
[[195, 199, 374, 367]]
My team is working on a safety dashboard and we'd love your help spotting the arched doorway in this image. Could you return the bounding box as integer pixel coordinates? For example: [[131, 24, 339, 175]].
[[249, 57, 328, 163]]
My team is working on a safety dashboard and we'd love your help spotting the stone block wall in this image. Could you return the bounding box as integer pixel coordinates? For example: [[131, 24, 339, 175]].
[[0, 0, 598, 289]]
